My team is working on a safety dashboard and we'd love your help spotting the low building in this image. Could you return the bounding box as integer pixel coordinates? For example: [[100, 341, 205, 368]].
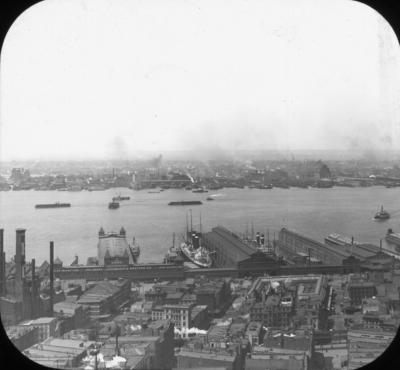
[[194, 278, 232, 314], [176, 347, 240, 370], [19, 317, 59, 342], [245, 346, 308, 370], [347, 329, 396, 370], [23, 337, 95, 368], [152, 304, 194, 332], [314, 340, 347, 370], [348, 281, 377, 305], [190, 305, 209, 330], [6, 325, 39, 351], [53, 300, 89, 334], [77, 278, 130, 319], [101, 332, 174, 370]]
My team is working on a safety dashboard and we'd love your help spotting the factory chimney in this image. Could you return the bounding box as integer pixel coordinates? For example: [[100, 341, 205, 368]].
[[31, 258, 37, 319], [49, 241, 54, 316], [0, 229, 5, 295], [15, 229, 26, 299]]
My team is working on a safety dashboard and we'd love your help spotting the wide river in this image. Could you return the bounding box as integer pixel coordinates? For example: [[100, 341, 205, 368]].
[[1, 187, 400, 264]]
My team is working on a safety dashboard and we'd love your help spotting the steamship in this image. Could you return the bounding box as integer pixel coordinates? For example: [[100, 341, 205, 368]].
[[386, 229, 400, 247], [179, 231, 212, 268], [178, 213, 212, 268]]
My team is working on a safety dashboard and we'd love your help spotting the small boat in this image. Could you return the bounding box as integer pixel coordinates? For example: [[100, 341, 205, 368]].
[[35, 202, 71, 209], [108, 201, 120, 209], [374, 205, 390, 220], [206, 196, 214, 201], [148, 191, 160, 193]]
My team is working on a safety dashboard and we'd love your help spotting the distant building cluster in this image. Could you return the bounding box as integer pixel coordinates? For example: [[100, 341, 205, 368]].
[[4, 156, 400, 192]]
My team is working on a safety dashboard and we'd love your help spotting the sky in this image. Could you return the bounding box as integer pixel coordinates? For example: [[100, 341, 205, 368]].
[[1, 0, 400, 160]]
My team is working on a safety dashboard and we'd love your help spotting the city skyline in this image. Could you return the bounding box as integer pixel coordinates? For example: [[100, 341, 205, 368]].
[[1, 0, 400, 161]]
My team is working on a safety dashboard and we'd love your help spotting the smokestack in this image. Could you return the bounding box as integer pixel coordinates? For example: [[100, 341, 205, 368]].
[[31, 258, 36, 318], [15, 229, 26, 299], [0, 229, 4, 295], [50, 241, 54, 316]]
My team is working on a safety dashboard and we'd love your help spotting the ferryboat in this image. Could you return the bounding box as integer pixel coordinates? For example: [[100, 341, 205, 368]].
[[386, 229, 400, 246], [35, 202, 71, 209], [374, 205, 390, 220], [108, 201, 120, 209], [112, 195, 130, 201]]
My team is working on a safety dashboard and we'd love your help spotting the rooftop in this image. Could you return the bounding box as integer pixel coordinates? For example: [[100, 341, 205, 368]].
[[7, 325, 36, 339]]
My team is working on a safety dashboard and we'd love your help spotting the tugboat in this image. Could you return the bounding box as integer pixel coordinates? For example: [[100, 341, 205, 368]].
[[108, 201, 120, 209], [164, 233, 184, 264], [374, 205, 390, 220]]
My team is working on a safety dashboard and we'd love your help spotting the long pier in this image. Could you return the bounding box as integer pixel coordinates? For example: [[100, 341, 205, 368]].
[[55, 262, 360, 282]]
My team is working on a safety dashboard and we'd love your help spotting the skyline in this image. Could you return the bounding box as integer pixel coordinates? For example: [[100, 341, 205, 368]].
[[1, 0, 400, 161]]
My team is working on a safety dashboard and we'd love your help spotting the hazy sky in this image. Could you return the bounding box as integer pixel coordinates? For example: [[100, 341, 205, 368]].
[[1, 0, 400, 160]]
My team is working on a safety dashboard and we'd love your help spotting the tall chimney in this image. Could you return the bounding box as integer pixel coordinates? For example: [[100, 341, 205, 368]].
[[15, 229, 26, 299], [31, 258, 36, 319], [49, 241, 54, 316], [0, 229, 4, 295]]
